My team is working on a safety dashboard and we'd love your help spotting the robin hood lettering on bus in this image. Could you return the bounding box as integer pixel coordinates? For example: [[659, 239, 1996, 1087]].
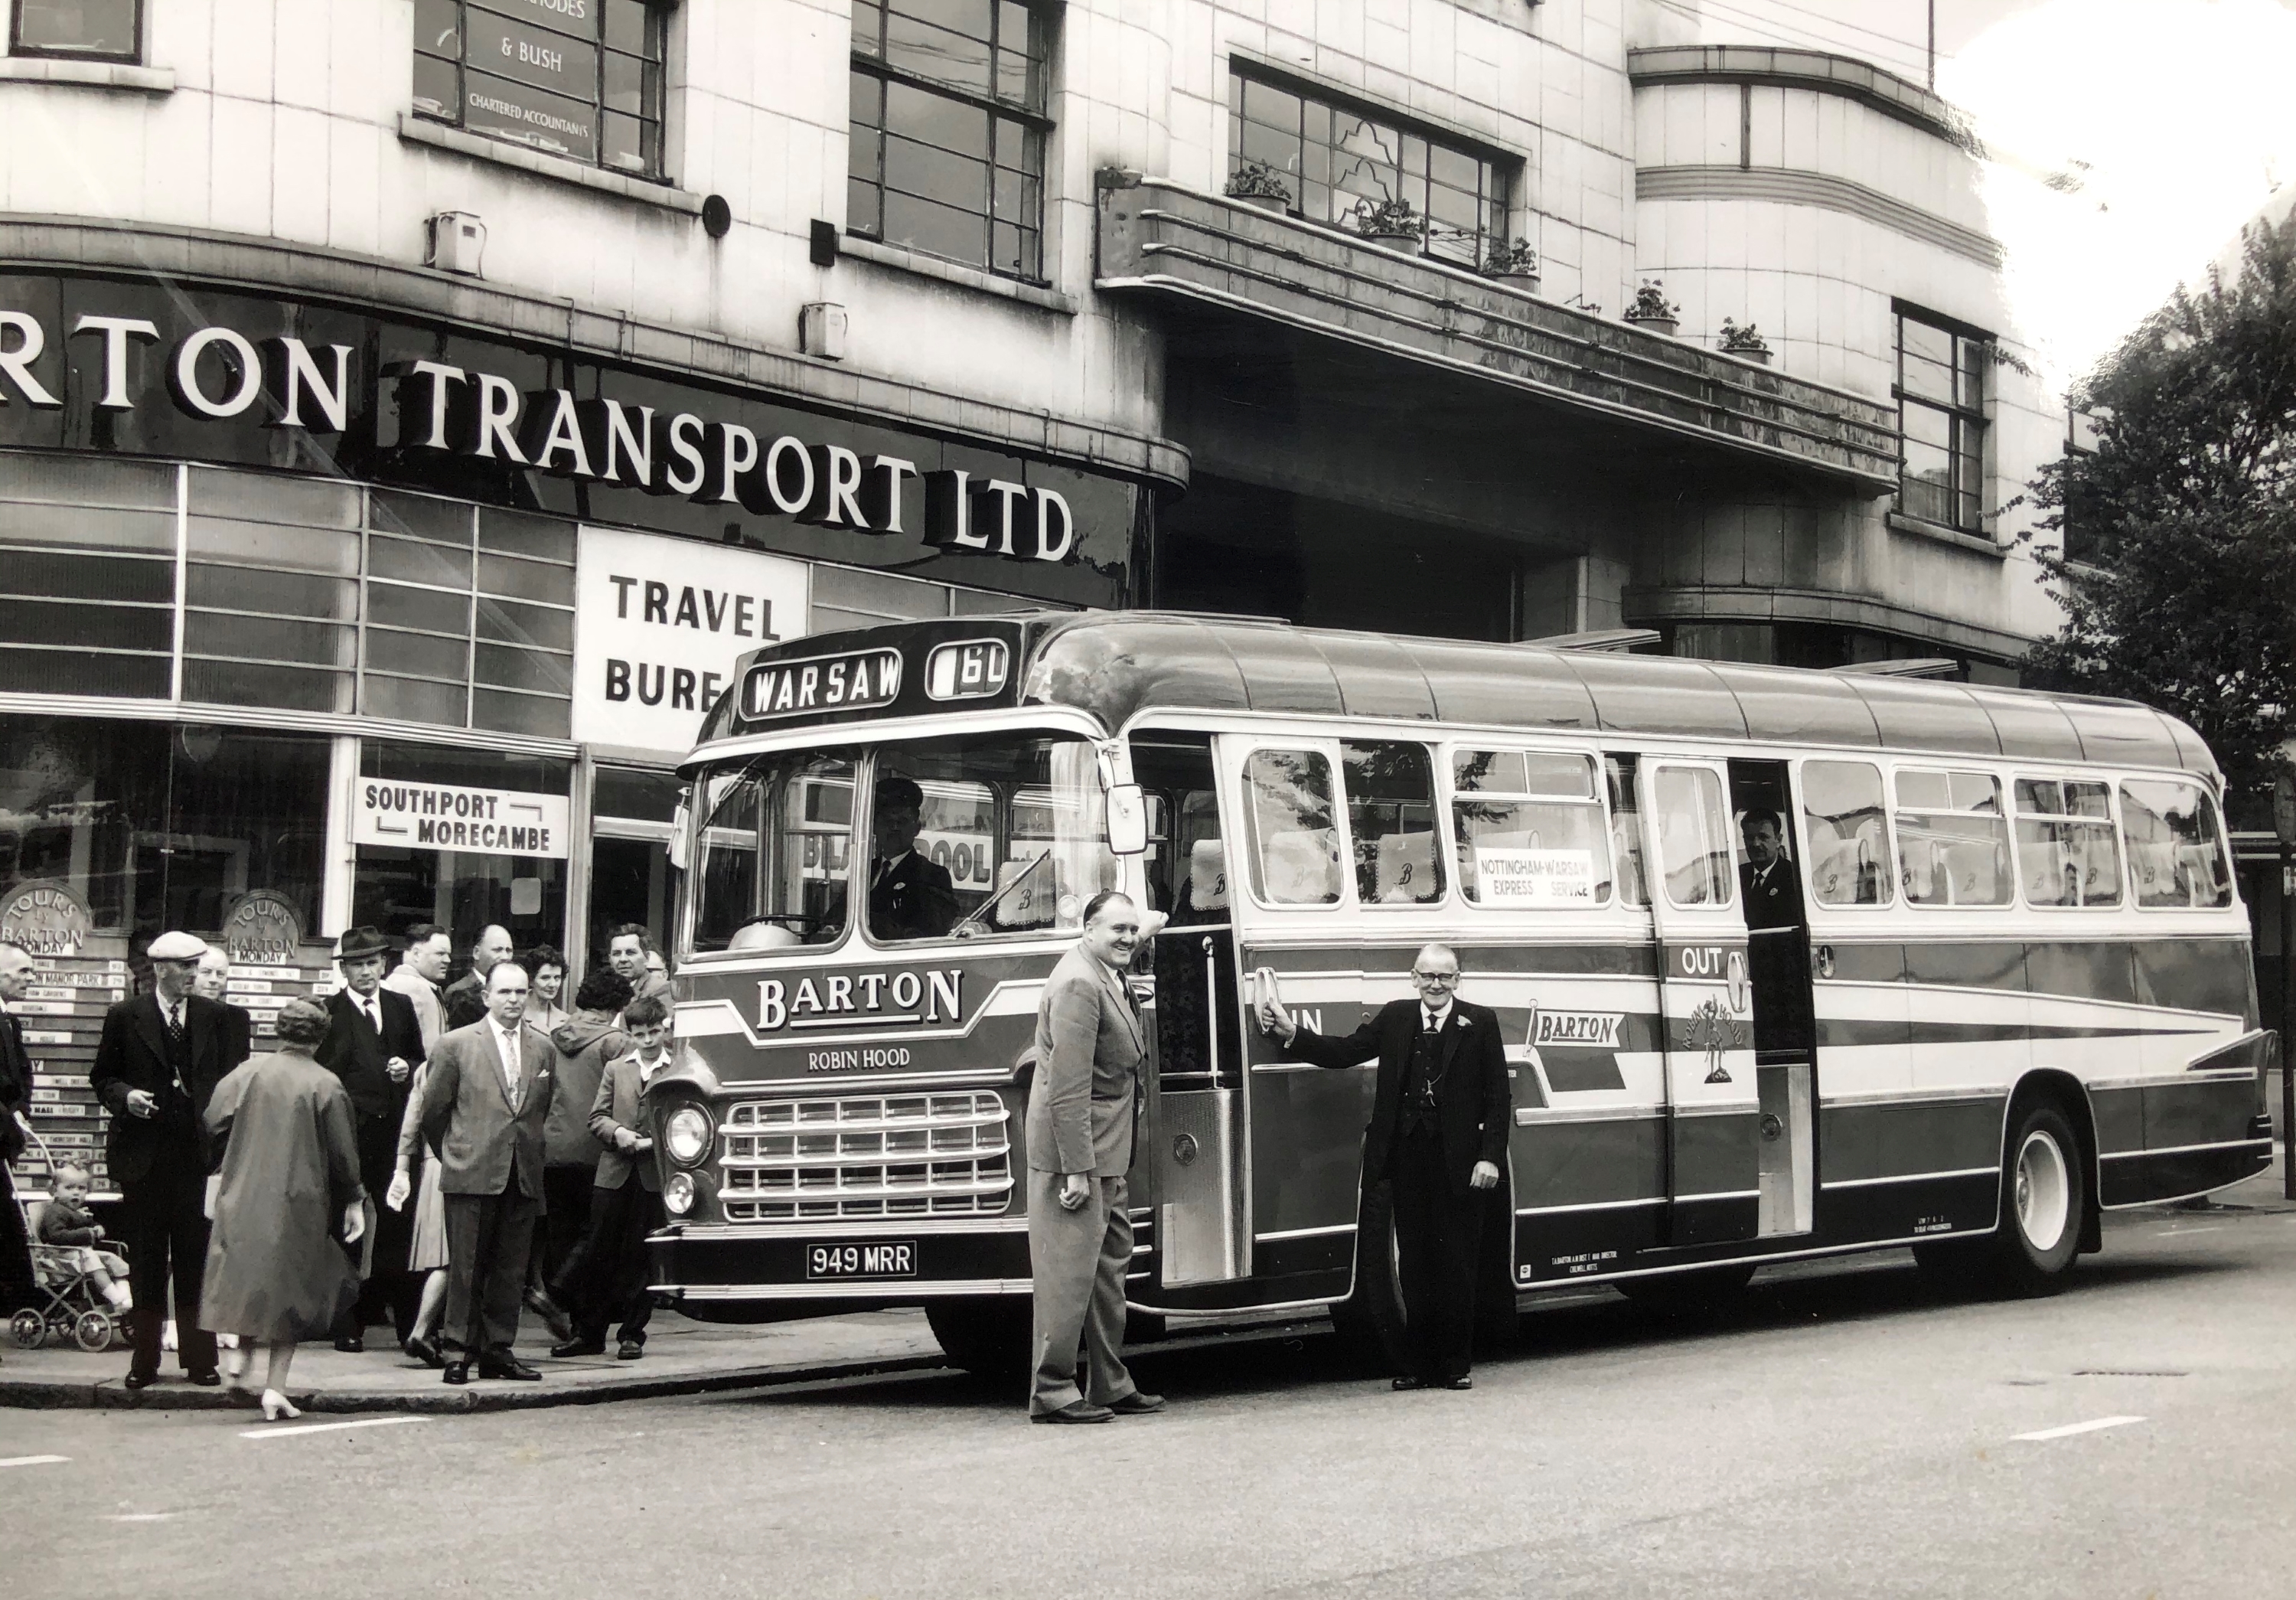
[[757, 968, 963, 1034]]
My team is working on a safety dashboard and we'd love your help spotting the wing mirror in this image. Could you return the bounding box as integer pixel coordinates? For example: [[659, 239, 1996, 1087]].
[[1106, 782, 1148, 856]]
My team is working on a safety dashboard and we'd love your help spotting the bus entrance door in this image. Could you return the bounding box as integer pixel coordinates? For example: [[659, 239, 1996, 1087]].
[[1143, 924, 1247, 1285], [1642, 759, 1763, 1247]]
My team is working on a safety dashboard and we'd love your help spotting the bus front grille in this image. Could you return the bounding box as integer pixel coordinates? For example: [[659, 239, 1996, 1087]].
[[717, 1091, 1013, 1222]]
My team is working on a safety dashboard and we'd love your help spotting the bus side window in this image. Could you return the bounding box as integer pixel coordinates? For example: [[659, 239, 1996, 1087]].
[[1606, 755, 1647, 908], [2014, 777, 2122, 907], [1450, 747, 1611, 907], [1341, 740, 1445, 905], [1651, 766, 1733, 908], [1130, 734, 1225, 924], [2121, 779, 2232, 909], [1802, 760, 1891, 906], [1894, 768, 2011, 907], [1241, 748, 1343, 906]]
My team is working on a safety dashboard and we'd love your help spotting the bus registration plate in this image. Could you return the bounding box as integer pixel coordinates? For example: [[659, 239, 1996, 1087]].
[[806, 1241, 918, 1280]]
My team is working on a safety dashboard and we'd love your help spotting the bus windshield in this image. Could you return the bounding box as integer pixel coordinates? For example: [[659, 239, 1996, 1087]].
[[689, 730, 1117, 955]]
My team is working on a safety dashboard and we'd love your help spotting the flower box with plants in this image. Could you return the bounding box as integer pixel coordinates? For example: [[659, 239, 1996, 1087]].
[[1717, 317, 1773, 364], [1349, 195, 1423, 253], [1480, 237, 1540, 289], [1225, 159, 1294, 214], [1623, 279, 1679, 336]]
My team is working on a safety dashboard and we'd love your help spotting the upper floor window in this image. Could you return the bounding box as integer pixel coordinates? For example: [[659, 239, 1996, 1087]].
[[1895, 307, 1989, 534], [413, 1, 670, 180], [1228, 70, 1513, 269], [850, 0, 1049, 283], [11, 0, 139, 60]]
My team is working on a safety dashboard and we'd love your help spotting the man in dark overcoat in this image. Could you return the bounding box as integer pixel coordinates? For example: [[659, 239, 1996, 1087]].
[[0, 939, 38, 1314], [1261, 942, 1511, 1390], [316, 926, 427, 1350]]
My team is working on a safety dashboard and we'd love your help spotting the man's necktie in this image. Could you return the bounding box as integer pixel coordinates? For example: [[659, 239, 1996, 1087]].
[[165, 1003, 184, 1045]]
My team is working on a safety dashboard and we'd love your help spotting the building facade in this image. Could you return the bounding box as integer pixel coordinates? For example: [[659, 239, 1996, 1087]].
[[0, 0, 2066, 1187]]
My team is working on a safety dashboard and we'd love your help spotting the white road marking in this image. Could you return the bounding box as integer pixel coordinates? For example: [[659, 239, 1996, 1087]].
[[0, 1455, 68, 1468], [106, 1513, 177, 1522], [238, 1416, 432, 1442], [2157, 1225, 2224, 1236], [2013, 1415, 2147, 1442]]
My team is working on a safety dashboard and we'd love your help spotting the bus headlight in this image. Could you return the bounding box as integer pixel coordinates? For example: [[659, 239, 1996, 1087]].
[[663, 1171, 696, 1216], [664, 1105, 713, 1167]]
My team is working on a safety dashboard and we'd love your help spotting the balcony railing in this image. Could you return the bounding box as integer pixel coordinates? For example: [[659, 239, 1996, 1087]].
[[1095, 175, 1901, 492]]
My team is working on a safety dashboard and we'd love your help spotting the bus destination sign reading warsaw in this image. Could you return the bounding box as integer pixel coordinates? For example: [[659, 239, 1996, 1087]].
[[741, 648, 902, 721]]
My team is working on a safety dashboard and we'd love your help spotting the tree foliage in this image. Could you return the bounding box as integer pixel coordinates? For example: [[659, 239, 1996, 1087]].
[[2023, 209, 2296, 818]]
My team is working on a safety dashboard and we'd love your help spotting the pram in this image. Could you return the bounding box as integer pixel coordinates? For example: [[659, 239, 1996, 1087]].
[[10, 1122, 126, 1353]]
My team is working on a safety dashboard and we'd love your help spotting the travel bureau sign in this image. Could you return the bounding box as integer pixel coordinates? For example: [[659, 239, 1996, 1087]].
[[0, 304, 1082, 565]]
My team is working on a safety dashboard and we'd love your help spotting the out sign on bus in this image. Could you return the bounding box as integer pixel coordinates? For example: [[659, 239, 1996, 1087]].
[[925, 639, 1009, 701]]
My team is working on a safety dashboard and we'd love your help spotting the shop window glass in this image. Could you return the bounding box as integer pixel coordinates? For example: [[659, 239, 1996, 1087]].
[[1894, 768, 2011, 906], [1451, 748, 1610, 907], [1341, 740, 1443, 905], [11, 0, 140, 60], [590, 767, 683, 959], [1241, 749, 1342, 906], [1801, 760, 1892, 906], [1652, 766, 1733, 908], [690, 749, 855, 952], [850, 0, 1048, 282], [184, 471, 359, 715], [2120, 779, 2232, 909], [353, 741, 572, 960], [2014, 777, 2122, 907], [412, 0, 670, 179], [595, 766, 683, 823], [0, 457, 176, 697]]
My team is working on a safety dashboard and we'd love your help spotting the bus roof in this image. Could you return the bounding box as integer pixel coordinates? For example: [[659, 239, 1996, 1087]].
[[694, 611, 2220, 785]]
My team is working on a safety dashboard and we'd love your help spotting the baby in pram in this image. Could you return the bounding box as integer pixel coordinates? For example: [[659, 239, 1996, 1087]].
[[36, 1164, 132, 1311]]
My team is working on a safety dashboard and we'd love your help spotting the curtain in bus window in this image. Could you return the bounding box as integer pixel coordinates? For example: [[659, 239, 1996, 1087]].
[[1241, 749, 1342, 906], [2120, 779, 2232, 909], [1652, 766, 1733, 908], [1450, 748, 1611, 907], [1341, 741, 1445, 904], [1801, 760, 1892, 906], [1604, 756, 1648, 909], [2014, 778, 2123, 907], [692, 749, 856, 952], [1894, 769, 2011, 906]]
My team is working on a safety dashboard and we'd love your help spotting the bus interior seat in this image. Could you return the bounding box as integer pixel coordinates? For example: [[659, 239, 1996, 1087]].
[[1261, 828, 1342, 903], [1373, 830, 1437, 902], [1185, 837, 1230, 912]]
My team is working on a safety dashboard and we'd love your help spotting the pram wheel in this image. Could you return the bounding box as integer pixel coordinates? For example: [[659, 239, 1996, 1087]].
[[73, 1310, 116, 1353], [10, 1308, 45, 1349]]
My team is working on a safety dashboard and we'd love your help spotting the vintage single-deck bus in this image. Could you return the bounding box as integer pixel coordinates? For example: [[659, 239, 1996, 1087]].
[[644, 612, 2273, 1372]]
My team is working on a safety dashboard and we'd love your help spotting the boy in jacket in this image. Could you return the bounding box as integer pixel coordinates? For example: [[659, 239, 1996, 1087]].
[[550, 991, 673, 1361]]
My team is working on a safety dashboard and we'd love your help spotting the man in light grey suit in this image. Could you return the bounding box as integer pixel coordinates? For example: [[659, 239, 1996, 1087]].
[[416, 961, 555, 1385], [1025, 891, 1165, 1424]]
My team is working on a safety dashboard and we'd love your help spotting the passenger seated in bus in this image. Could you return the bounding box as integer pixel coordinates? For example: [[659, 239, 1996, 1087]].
[[868, 776, 960, 941]]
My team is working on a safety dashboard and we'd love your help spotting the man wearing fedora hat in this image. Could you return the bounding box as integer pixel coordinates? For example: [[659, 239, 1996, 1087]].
[[317, 926, 427, 1350], [90, 931, 243, 1388]]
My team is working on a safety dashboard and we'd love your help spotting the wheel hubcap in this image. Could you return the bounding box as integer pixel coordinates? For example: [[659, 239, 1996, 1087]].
[[2015, 1130, 2071, 1253]]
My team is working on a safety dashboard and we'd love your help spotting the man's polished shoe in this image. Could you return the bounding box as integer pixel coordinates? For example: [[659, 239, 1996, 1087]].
[[403, 1335, 445, 1370], [1107, 1390, 1166, 1416], [523, 1288, 574, 1344], [1029, 1400, 1114, 1425], [186, 1367, 221, 1387], [122, 1368, 158, 1391], [1442, 1376, 1473, 1390], [334, 1335, 364, 1354], [616, 1340, 644, 1361], [1391, 1376, 1429, 1391], [442, 1361, 470, 1386], [551, 1337, 605, 1359], [477, 1352, 542, 1381]]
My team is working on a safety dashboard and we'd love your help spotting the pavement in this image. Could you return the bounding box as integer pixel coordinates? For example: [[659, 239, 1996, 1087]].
[[8, 1154, 2290, 1416]]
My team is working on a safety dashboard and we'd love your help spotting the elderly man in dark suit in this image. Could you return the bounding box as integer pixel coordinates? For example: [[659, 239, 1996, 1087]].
[[1261, 942, 1510, 1391], [417, 960, 554, 1384], [317, 926, 427, 1351], [90, 931, 248, 1389], [1025, 891, 1163, 1424]]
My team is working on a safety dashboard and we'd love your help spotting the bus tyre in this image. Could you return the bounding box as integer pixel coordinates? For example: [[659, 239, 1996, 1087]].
[[925, 1296, 1033, 1382], [1987, 1102, 2087, 1298], [1616, 1262, 1756, 1317], [1328, 1180, 1410, 1376]]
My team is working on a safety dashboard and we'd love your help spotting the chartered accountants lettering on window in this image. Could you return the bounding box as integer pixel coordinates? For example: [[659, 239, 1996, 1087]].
[[413, 0, 669, 178]]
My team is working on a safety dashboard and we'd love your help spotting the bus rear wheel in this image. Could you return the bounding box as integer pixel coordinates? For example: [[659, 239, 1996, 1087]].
[[925, 1295, 1032, 1381], [1915, 1100, 2087, 1299], [1328, 1180, 1410, 1376]]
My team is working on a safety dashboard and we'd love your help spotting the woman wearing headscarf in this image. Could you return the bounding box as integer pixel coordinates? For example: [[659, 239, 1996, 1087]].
[[200, 998, 366, 1421]]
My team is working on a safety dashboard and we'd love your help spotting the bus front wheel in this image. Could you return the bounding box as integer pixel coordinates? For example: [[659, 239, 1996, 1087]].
[[925, 1296, 1032, 1381]]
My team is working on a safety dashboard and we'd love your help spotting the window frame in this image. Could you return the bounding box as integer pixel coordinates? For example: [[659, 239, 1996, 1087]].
[[2008, 772, 2127, 912], [1443, 741, 1615, 913], [2118, 775, 2236, 913], [1890, 762, 2014, 910], [1225, 63, 1518, 269], [1794, 756, 1896, 913], [1893, 302, 1991, 537], [411, 0, 673, 183], [1339, 738, 1450, 910], [1236, 740, 1352, 913], [8, 0, 142, 62], [847, 0, 1052, 286]]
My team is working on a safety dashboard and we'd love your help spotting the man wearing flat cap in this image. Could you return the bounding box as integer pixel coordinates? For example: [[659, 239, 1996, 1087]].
[[90, 931, 243, 1389], [318, 926, 427, 1350]]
